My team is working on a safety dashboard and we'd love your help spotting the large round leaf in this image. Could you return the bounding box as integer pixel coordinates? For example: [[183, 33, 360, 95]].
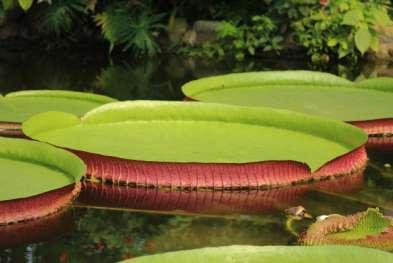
[[0, 137, 85, 201], [182, 71, 393, 121], [22, 101, 367, 172], [0, 90, 116, 123], [125, 245, 393, 263]]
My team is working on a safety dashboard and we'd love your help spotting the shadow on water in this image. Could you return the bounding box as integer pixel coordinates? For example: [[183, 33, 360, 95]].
[[1, 49, 393, 262]]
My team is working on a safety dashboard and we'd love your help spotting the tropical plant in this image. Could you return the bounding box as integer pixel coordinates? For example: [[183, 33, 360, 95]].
[[292, 0, 392, 62], [181, 15, 282, 60], [94, 2, 165, 56], [34, 0, 86, 36]]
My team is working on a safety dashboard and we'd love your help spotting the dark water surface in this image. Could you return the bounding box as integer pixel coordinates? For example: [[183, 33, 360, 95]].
[[0, 50, 392, 262]]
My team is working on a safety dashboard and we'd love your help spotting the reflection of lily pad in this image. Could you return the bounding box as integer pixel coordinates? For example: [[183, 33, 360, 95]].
[[0, 137, 85, 224], [0, 210, 75, 249], [0, 90, 116, 123], [125, 245, 393, 263], [79, 182, 309, 215], [80, 170, 364, 215], [23, 101, 367, 189], [301, 208, 393, 251]]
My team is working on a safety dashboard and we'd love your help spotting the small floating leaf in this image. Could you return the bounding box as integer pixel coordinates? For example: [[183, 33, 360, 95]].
[[182, 71, 393, 122], [329, 208, 391, 240], [0, 90, 116, 123], [124, 245, 393, 263], [301, 208, 393, 250], [22, 101, 367, 172]]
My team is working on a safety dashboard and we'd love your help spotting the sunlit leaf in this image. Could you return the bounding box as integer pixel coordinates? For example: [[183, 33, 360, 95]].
[[18, 0, 33, 11], [22, 101, 366, 172], [0, 90, 116, 123], [342, 10, 364, 26], [124, 245, 393, 263], [182, 71, 393, 122], [355, 27, 372, 55]]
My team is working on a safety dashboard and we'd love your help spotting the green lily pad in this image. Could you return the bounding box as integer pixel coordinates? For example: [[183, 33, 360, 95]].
[[22, 101, 367, 172], [0, 137, 85, 201], [356, 77, 393, 93], [124, 245, 393, 263], [329, 208, 391, 240], [182, 71, 393, 121], [0, 90, 116, 123]]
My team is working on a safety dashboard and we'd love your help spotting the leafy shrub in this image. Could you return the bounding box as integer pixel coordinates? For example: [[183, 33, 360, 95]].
[[181, 15, 282, 60], [35, 0, 86, 36], [292, 0, 392, 62], [180, 0, 392, 62]]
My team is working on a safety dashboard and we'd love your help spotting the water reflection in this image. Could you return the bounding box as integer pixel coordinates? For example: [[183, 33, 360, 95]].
[[79, 183, 309, 216], [79, 170, 364, 216], [0, 49, 393, 261], [0, 209, 76, 249], [0, 49, 378, 99]]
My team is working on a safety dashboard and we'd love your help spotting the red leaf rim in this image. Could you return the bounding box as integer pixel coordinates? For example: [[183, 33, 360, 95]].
[[73, 146, 367, 190], [0, 183, 81, 225], [300, 209, 393, 251]]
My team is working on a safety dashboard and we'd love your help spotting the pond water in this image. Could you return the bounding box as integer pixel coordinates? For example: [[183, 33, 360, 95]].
[[0, 49, 392, 262]]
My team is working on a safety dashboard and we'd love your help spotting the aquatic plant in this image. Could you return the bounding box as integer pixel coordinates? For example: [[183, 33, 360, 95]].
[[0, 90, 116, 137], [301, 208, 393, 250], [124, 245, 393, 263], [0, 137, 85, 224], [23, 100, 367, 189], [182, 70, 393, 149], [94, 2, 165, 57]]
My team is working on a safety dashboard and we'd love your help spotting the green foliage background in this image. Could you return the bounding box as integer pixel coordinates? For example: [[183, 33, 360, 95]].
[[0, 0, 391, 61]]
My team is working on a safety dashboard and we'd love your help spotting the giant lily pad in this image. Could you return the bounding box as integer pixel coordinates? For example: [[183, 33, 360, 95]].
[[0, 137, 85, 224], [0, 90, 116, 137], [301, 208, 393, 250], [23, 101, 367, 189], [182, 71, 393, 144], [182, 71, 393, 122], [124, 245, 393, 263]]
